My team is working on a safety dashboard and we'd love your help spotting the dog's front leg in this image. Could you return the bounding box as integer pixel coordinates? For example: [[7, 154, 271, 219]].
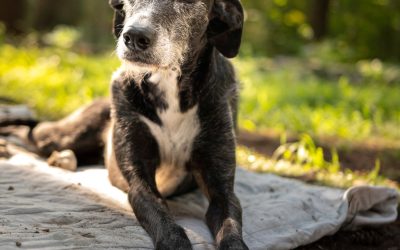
[[193, 161, 248, 250], [113, 121, 192, 250], [192, 129, 248, 250], [128, 175, 193, 250]]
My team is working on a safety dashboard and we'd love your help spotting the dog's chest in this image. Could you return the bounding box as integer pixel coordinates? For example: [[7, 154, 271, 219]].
[[139, 71, 200, 196]]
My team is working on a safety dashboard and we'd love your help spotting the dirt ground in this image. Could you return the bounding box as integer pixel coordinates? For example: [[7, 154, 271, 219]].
[[238, 130, 400, 182], [238, 130, 400, 250]]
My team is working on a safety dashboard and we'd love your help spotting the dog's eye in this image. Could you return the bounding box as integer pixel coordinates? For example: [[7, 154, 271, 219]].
[[114, 4, 125, 16], [113, 4, 124, 11]]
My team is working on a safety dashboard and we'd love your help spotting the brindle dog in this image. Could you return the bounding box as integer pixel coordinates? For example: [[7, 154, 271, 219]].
[[29, 0, 248, 249]]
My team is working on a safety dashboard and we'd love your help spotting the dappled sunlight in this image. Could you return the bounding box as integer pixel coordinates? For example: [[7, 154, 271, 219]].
[[0, 43, 118, 119], [237, 142, 399, 191], [1, 40, 400, 186], [43, 26, 81, 49], [234, 57, 400, 144]]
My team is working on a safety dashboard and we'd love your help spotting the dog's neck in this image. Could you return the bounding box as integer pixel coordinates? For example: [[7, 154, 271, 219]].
[[178, 44, 215, 111]]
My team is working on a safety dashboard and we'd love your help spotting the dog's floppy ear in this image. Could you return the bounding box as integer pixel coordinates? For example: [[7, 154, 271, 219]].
[[109, 0, 125, 38], [208, 0, 244, 58]]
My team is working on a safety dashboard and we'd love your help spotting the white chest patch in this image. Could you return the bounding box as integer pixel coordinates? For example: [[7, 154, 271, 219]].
[[139, 70, 200, 197]]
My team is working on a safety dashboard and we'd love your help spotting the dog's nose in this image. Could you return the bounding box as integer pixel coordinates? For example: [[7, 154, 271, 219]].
[[123, 27, 155, 51]]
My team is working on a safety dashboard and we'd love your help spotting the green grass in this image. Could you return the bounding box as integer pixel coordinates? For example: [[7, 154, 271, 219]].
[[235, 57, 400, 144], [0, 44, 119, 119], [237, 136, 399, 191], [1, 42, 399, 190], [2, 44, 399, 144]]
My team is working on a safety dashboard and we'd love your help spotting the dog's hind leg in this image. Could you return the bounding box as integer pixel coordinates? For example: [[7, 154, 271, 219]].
[[32, 99, 111, 165]]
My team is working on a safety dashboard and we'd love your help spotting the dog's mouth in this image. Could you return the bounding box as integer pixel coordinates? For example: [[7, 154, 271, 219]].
[[120, 50, 172, 69], [120, 51, 177, 72], [120, 50, 155, 65], [117, 37, 181, 70]]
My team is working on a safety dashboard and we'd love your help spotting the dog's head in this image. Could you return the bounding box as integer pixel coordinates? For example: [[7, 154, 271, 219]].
[[109, 0, 243, 69]]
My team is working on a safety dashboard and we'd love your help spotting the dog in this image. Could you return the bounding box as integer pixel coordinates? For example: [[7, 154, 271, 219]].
[[24, 0, 248, 249]]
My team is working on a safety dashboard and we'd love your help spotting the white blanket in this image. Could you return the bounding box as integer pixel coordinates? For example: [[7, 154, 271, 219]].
[[0, 154, 398, 250]]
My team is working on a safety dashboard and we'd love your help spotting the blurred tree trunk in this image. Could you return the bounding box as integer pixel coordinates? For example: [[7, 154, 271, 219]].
[[33, 0, 83, 31], [0, 0, 28, 34], [310, 0, 331, 40], [79, 0, 114, 51]]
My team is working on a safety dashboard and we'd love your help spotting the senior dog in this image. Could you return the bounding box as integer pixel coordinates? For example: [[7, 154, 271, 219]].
[[23, 0, 248, 249]]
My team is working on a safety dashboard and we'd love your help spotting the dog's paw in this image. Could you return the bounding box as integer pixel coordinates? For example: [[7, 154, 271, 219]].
[[219, 237, 249, 250], [155, 226, 192, 250], [47, 150, 77, 171]]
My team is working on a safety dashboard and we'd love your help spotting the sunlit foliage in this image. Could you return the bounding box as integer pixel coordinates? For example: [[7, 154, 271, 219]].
[[1, 31, 399, 143], [1, 24, 399, 188], [241, 0, 400, 61], [236, 57, 400, 144]]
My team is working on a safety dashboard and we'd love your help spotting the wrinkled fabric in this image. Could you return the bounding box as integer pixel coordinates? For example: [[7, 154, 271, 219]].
[[0, 154, 398, 250]]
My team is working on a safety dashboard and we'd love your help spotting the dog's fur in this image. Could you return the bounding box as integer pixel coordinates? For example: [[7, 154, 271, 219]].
[[30, 0, 248, 249]]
